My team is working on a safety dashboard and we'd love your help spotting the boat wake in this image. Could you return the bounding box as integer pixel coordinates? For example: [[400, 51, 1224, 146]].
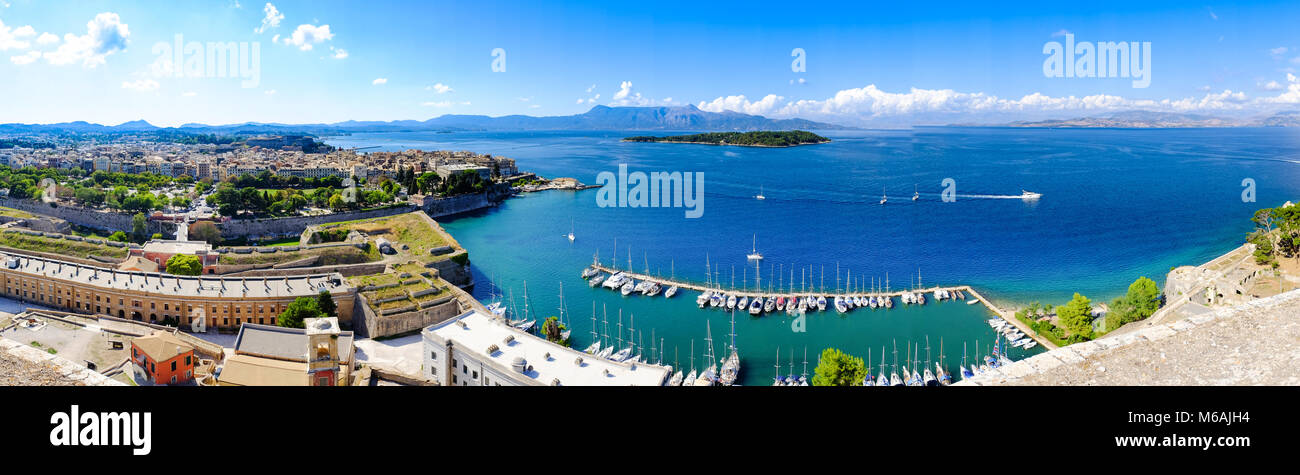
[[953, 193, 1036, 200]]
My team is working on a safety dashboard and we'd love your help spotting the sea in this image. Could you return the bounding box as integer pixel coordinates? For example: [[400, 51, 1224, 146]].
[[325, 127, 1300, 385]]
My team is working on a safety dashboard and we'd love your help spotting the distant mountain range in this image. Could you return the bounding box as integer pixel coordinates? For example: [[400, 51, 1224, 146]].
[[0, 105, 852, 136], [964, 110, 1300, 128]]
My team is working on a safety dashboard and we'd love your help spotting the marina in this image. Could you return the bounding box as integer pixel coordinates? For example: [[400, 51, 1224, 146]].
[[580, 261, 1058, 352]]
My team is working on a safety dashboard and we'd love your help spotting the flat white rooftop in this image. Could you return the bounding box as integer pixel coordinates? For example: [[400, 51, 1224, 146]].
[[425, 310, 669, 386], [1, 252, 350, 299]]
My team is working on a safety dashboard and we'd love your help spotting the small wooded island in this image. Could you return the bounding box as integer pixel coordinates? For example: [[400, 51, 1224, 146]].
[[622, 130, 831, 147]]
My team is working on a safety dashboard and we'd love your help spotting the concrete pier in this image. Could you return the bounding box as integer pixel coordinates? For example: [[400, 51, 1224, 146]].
[[585, 263, 1055, 350]]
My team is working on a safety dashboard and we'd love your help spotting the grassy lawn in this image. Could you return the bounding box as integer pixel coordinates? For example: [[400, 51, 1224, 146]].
[[0, 206, 37, 219], [219, 245, 377, 266], [259, 237, 302, 247], [0, 231, 130, 258], [327, 212, 453, 263]]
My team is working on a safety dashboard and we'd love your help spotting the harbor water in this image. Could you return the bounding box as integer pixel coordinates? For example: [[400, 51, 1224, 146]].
[[327, 127, 1300, 385]]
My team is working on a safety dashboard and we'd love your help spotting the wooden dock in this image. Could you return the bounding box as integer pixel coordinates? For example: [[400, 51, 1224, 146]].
[[586, 263, 1058, 351]]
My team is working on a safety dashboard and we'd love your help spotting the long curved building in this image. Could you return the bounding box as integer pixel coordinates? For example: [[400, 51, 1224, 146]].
[[0, 252, 355, 329]]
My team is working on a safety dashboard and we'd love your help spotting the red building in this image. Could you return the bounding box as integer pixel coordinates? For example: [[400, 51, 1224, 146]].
[[128, 240, 219, 274], [131, 331, 197, 385]]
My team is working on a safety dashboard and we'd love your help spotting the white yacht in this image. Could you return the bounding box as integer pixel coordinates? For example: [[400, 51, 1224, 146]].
[[746, 234, 763, 261], [1020, 189, 1042, 200]]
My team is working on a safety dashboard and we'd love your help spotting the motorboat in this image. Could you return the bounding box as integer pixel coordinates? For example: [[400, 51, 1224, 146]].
[[665, 286, 679, 298], [620, 281, 636, 296], [1020, 189, 1042, 200], [588, 273, 607, 288]]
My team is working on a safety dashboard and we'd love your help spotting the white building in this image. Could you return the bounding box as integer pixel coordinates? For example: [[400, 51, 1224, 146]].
[[422, 310, 670, 386]]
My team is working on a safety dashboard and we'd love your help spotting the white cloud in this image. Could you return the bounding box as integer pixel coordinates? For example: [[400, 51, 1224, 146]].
[[0, 19, 36, 51], [121, 79, 159, 92], [256, 3, 284, 34], [44, 12, 130, 67], [421, 101, 471, 107], [609, 80, 666, 106], [36, 32, 59, 45], [789, 77, 807, 85], [427, 82, 452, 94], [586, 84, 596, 93], [1263, 73, 1300, 104], [1259, 80, 1284, 91], [697, 94, 785, 115], [612, 81, 634, 101], [330, 46, 347, 59], [281, 24, 332, 51], [372, 77, 387, 85], [695, 80, 1300, 125], [264, 89, 277, 96], [9, 50, 39, 65], [1270, 47, 1289, 59]]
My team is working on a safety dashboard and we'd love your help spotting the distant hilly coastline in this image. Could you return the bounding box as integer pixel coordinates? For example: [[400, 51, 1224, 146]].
[[953, 110, 1300, 128], [0, 105, 853, 136]]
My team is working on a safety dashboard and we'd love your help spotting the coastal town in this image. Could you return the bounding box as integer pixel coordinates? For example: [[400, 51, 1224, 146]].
[[0, 130, 1295, 388]]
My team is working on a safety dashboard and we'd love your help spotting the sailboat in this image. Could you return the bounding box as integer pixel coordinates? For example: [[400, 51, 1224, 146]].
[[754, 185, 765, 201], [510, 281, 537, 333], [799, 346, 809, 386], [557, 282, 571, 342], [694, 321, 718, 386], [772, 348, 784, 386], [665, 260, 678, 298], [879, 186, 887, 205], [684, 339, 697, 386], [923, 337, 937, 386], [912, 183, 919, 201], [567, 219, 575, 242], [584, 302, 601, 354], [719, 311, 740, 386], [746, 234, 763, 261]]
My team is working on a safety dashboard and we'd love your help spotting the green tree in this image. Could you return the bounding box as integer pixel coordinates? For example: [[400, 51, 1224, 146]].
[[811, 347, 868, 386], [108, 230, 129, 242], [277, 297, 323, 329], [540, 316, 569, 346], [165, 254, 203, 276], [189, 221, 222, 245], [316, 290, 338, 318], [1057, 293, 1094, 342], [131, 212, 148, 242], [1106, 276, 1162, 332]]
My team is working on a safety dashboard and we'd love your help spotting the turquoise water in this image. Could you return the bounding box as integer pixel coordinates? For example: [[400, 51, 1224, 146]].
[[327, 127, 1300, 385]]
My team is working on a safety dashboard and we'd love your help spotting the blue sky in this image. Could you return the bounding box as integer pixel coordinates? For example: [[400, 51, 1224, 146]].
[[2, 0, 1299, 126]]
